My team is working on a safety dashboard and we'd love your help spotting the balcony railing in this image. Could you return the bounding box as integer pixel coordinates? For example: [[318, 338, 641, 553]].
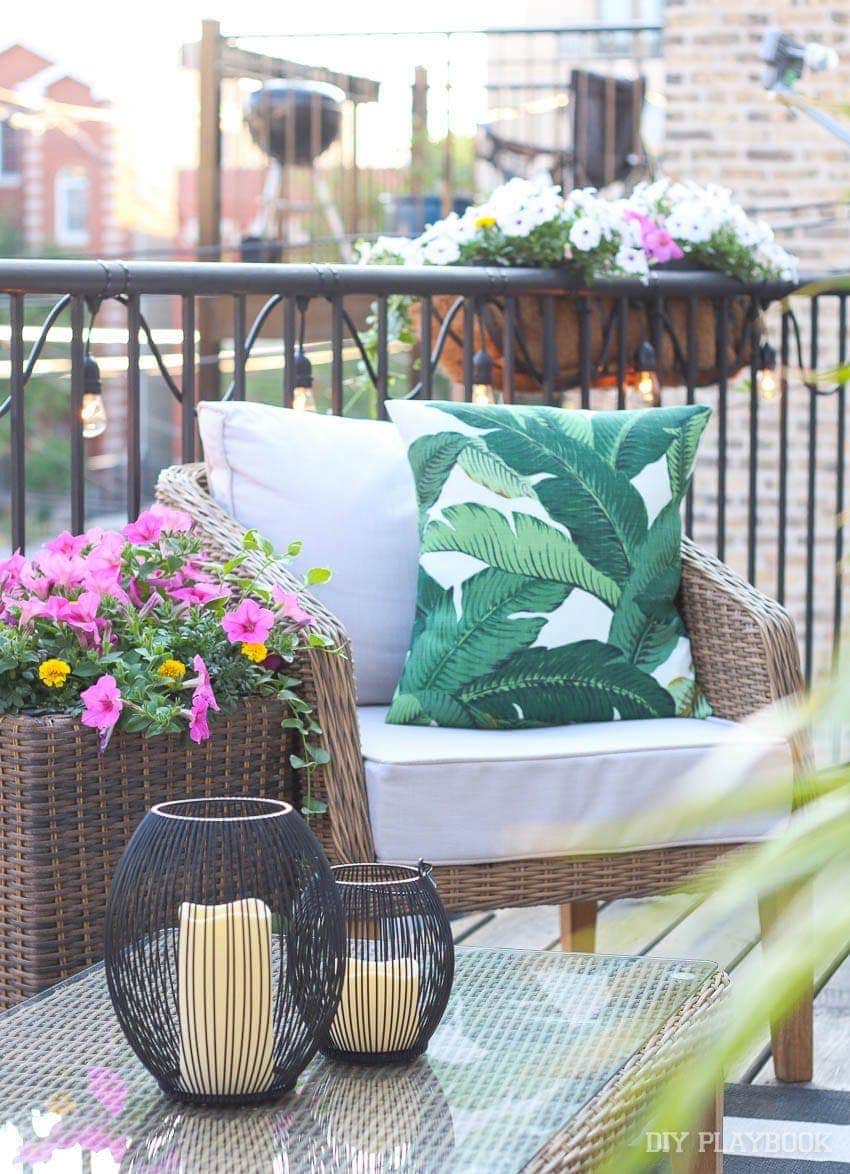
[[0, 259, 845, 686]]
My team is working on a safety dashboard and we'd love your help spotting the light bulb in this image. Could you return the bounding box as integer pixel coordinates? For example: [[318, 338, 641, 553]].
[[471, 347, 496, 405], [757, 342, 778, 401], [81, 354, 107, 438], [293, 385, 317, 412], [636, 370, 660, 404], [81, 392, 108, 438], [756, 369, 778, 400], [291, 348, 316, 411]]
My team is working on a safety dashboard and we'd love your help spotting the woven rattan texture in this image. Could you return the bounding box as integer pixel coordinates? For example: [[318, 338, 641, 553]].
[[0, 946, 725, 1173], [157, 463, 812, 912], [0, 698, 295, 1009]]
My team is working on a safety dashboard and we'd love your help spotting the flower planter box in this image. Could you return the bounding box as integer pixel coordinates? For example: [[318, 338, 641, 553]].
[[0, 697, 294, 1009], [418, 289, 758, 393]]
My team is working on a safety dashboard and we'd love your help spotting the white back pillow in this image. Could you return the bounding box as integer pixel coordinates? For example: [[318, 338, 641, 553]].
[[198, 402, 419, 705]]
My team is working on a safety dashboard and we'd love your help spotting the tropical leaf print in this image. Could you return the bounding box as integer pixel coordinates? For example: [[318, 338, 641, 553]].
[[460, 642, 677, 728], [385, 400, 712, 730], [422, 503, 621, 608]]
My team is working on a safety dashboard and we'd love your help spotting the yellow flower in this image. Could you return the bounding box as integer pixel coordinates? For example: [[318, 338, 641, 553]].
[[475, 214, 497, 229], [157, 658, 186, 681], [38, 659, 71, 688], [241, 642, 268, 663]]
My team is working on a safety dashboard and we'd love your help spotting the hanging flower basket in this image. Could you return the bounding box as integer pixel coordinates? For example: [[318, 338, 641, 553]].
[[414, 289, 759, 392], [359, 176, 794, 395]]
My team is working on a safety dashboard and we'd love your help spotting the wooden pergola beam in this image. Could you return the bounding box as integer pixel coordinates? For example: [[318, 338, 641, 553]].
[[181, 40, 380, 104]]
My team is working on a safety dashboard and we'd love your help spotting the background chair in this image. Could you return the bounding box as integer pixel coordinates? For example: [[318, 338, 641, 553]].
[[157, 461, 814, 1081]]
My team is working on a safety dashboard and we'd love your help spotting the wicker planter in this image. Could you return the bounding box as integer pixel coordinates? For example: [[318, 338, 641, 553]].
[[420, 290, 758, 393], [0, 697, 295, 1009]]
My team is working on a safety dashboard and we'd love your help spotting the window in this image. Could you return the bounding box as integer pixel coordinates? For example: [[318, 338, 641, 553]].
[[0, 121, 20, 180], [54, 168, 90, 247]]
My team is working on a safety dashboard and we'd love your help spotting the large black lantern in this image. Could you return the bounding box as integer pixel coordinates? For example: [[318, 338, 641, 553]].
[[104, 797, 345, 1106], [317, 862, 454, 1064], [245, 80, 344, 166]]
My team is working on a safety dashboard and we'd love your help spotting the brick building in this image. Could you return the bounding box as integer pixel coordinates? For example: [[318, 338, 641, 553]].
[[0, 42, 126, 256]]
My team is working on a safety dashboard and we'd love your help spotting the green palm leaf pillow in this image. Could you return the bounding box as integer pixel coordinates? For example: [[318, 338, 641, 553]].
[[385, 399, 713, 730]]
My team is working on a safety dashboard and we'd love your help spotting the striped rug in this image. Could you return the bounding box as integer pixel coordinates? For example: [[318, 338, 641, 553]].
[[723, 1084, 850, 1171]]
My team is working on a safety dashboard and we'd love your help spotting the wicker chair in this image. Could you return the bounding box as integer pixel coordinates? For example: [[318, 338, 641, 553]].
[[157, 461, 814, 1081]]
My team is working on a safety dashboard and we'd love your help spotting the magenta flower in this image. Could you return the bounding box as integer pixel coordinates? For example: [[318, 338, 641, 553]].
[[34, 550, 89, 592], [262, 652, 284, 671], [122, 510, 165, 545], [190, 654, 219, 716], [150, 503, 193, 533], [188, 693, 212, 744], [80, 674, 123, 733], [171, 581, 229, 607], [63, 591, 102, 640], [221, 598, 274, 644], [624, 209, 684, 263], [45, 530, 89, 558], [0, 551, 25, 589], [272, 586, 315, 627], [87, 531, 124, 575], [87, 1066, 128, 1117]]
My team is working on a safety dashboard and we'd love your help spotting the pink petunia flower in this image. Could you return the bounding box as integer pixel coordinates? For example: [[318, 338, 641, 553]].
[[0, 551, 26, 589], [45, 530, 90, 558], [624, 209, 684, 264], [171, 581, 230, 607], [191, 654, 219, 712], [87, 1066, 128, 1118], [86, 531, 125, 575], [272, 586, 315, 627], [221, 598, 274, 644], [122, 510, 165, 545], [80, 674, 123, 733], [34, 550, 88, 591], [149, 503, 193, 533], [188, 693, 212, 744]]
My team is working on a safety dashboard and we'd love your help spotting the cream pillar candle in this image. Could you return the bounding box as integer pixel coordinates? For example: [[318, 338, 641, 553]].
[[329, 957, 420, 1054], [177, 897, 274, 1097]]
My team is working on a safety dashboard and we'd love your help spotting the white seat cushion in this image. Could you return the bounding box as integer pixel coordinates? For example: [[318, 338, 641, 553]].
[[198, 402, 419, 704], [359, 707, 794, 865]]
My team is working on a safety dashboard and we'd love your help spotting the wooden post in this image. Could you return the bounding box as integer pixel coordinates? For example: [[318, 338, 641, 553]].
[[758, 883, 814, 1082], [411, 66, 428, 199], [559, 901, 597, 953], [198, 18, 222, 401]]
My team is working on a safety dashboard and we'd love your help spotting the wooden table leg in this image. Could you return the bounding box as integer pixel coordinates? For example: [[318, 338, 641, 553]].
[[670, 1085, 723, 1174], [559, 901, 597, 952]]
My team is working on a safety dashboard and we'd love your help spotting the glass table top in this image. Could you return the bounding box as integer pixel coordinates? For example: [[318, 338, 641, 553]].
[[0, 947, 718, 1173]]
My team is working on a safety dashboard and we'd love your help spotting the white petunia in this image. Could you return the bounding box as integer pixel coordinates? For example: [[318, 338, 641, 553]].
[[422, 235, 461, 265], [665, 202, 714, 244], [569, 217, 603, 251], [496, 206, 540, 237], [614, 244, 650, 276]]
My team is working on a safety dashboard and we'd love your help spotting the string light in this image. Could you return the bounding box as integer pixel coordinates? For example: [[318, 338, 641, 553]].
[[81, 352, 107, 438], [634, 340, 660, 405], [757, 341, 779, 400], [471, 348, 496, 404], [292, 296, 317, 411]]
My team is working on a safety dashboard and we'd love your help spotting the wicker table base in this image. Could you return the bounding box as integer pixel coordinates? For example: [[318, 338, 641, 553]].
[[0, 947, 728, 1173]]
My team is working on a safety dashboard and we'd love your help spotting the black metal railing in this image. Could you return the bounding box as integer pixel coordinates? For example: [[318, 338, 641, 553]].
[[0, 259, 845, 686]]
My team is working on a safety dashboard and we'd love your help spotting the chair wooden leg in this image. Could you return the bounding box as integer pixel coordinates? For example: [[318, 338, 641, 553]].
[[670, 1084, 723, 1174], [559, 901, 597, 952], [758, 884, 814, 1083]]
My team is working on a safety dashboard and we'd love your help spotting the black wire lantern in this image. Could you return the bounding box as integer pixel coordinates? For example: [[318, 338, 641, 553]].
[[104, 797, 346, 1106], [317, 862, 454, 1065]]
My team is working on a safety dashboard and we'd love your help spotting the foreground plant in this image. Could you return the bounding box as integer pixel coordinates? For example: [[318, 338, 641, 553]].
[[0, 506, 335, 815]]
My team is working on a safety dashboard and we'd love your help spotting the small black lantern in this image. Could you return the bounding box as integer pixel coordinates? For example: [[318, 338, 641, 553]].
[[317, 862, 454, 1065], [104, 797, 345, 1106]]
